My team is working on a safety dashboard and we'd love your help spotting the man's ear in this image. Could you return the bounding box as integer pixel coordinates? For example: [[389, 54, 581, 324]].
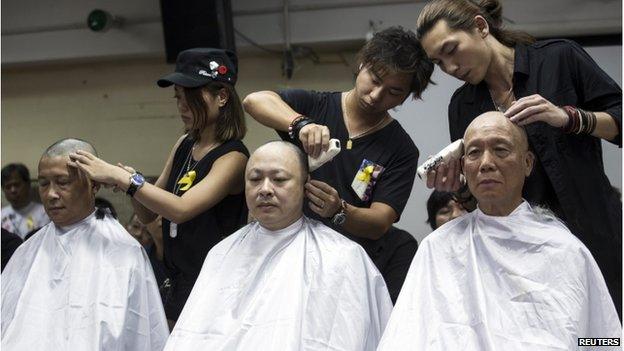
[[524, 151, 535, 177], [474, 15, 489, 38], [92, 181, 101, 194]]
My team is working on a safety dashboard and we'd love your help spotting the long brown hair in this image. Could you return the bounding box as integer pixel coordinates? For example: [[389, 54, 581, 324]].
[[416, 0, 535, 47], [184, 82, 246, 142]]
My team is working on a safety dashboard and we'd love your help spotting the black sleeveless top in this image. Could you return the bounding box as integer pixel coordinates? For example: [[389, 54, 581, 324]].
[[162, 136, 249, 281]]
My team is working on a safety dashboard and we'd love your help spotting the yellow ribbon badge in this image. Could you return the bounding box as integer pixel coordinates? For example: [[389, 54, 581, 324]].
[[356, 165, 375, 183], [177, 170, 197, 191]]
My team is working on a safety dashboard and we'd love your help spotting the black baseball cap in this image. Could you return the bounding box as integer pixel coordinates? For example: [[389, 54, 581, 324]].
[[157, 48, 238, 88]]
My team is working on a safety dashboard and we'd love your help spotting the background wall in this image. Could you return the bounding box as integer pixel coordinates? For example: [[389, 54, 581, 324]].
[[2, 44, 621, 242]]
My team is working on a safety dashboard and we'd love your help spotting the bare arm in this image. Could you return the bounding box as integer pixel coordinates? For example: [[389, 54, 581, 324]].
[[341, 202, 396, 240], [591, 112, 619, 141], [69, 146, 247, 224], [243, 90, 299, 131], [131, 135, 186, 224], [130, 151, 247, 223], [243, 90, 331, 157]]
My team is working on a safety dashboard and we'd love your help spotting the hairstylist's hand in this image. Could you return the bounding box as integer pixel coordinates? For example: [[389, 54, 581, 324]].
[[68, 150, 131, 189], [299, 123, 331, 159], [505, 94, 568, 127], [425, 158, 463, 192], [305, 180, 342, 218]]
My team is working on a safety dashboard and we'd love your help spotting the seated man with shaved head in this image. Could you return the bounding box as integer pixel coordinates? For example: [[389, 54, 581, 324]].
[[164, 141, 392, 351], [1, 138, 169, 350], [378, 112, 620, 351]]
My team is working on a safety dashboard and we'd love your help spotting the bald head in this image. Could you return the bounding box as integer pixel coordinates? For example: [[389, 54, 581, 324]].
[[461, 111, 535, 216], [245, 141, 309, 231], [464, 112, 529, 152], [41, 138, 97, 161], [250, 141, 309, 180]]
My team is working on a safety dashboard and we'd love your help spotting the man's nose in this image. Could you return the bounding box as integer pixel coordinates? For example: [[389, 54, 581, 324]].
[[258, 178, 273, 196], [369, 86, 383, 103], [46, 185, 61, 200], [479, 150, 496, 172]]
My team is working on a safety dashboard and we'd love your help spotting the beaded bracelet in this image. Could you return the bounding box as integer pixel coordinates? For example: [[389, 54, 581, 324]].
[[288, 115, 314, 140], [288, 115, 307, 139], [561, 106, 596, 135]]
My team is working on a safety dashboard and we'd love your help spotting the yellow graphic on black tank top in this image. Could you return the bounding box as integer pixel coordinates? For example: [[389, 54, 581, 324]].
[[177, 170, 197, 191]]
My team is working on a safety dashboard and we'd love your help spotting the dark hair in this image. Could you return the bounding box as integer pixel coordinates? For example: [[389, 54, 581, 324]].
[[416, 0, 535, 48], [1, 163, 30, 184], [95, 197, 118, 219], [426, 190, 455, 230], [184, 81, 246, 142], [356, 26, 434, 99]]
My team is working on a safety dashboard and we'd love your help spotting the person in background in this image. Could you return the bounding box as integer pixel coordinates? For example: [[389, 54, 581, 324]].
[[426, 190, 467, 230], [1, 163, 49, 239], [126, 213, 168, 286], [1, 229, 22, 272]]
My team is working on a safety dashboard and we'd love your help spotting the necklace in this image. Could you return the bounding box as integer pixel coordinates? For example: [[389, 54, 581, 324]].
[[488, 84, 514, 113], [173, 141, 219, 195], [342, 92, 389, 150]]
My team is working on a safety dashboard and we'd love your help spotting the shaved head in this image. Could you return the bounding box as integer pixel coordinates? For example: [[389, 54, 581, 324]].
[[245, 141, 309, 230], [464, 112, 529, 151], [250, 141, 309, 180], [41, 138, 97, 160], [38, 138, 99, 227], [461, 111, 534, 216]]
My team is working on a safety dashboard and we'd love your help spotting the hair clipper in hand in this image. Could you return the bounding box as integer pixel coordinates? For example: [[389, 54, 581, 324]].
[[308, 139, 341, 172], [417, 139, 464, 180]]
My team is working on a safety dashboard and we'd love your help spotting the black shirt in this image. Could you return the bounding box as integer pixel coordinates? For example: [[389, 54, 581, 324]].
[[278, 89, 419, 239], [162, 136, 249, 319], [448, 39, 622, 314], [278, 89, 419, 300]]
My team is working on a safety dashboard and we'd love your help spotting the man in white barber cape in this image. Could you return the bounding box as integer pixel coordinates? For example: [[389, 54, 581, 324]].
[[1, 138, 169, 350], [378, 112, 621, 351], [164, 141, 392, 351]]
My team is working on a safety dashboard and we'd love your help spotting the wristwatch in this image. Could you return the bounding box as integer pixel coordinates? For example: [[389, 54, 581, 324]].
[[126, 172, 145, 197], [331, 200, 347, 226]]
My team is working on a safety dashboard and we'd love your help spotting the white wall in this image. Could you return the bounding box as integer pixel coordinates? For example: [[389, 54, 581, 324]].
[[1, 45, 620, 237], [394, 45, 623, 243]]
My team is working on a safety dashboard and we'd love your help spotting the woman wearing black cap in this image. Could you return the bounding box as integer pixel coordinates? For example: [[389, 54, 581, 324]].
[[69, 48, 249, 327]]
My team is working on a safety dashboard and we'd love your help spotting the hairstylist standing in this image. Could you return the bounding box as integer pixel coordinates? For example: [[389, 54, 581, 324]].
[[417, 0, 622, 316]]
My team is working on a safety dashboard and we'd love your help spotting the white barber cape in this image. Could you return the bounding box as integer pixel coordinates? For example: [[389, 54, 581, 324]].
[[164, 216, 392, 351], [1, 211, 169, 351], [378, 202, 621, 351]]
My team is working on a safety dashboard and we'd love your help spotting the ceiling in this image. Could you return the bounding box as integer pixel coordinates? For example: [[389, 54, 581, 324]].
[[2, 0, 621, 65]]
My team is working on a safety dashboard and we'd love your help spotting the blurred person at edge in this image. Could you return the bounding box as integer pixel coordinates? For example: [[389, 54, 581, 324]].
[[1, 163, 50, 239]]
